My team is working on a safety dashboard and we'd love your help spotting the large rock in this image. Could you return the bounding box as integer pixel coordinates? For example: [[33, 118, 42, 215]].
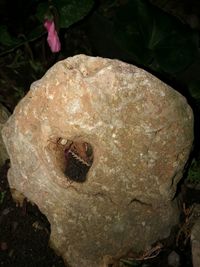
[[2, 55, 193, 266]]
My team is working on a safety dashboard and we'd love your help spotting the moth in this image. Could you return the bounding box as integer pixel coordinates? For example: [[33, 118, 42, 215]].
[[63, 140, 93, 182]]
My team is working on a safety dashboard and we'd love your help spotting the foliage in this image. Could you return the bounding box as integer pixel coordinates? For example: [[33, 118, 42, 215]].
[[186, 158, 200, 185], [0, 0, 94, 53], [0, 191, 6, 204], [112, 0, 199, 74], [189, 80, 200, 104], [36, 0, 93, 29], [187, 80, 200, 184]]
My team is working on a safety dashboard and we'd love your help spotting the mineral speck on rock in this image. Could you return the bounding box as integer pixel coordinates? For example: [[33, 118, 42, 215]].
[[2, 55, 194, 267]]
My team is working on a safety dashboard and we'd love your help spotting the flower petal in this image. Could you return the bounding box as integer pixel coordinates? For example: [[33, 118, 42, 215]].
[[44, 20, 61, 53]]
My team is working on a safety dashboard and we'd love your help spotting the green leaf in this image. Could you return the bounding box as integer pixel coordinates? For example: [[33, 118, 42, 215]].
[[36, 0, 94, 28], [0, 26, 18, 47], [188, 80, 200, 101], [113, 0, 199, 72], [0, 191, 6, 204], [36, 2, 50, 22], [187, 159, 200, 184], [154, 30, 199, 73], [114, 0, 154, 65], [54, 0, 94, 28]]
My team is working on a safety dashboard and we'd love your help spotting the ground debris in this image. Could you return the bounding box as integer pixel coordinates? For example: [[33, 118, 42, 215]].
[[0, 160, 65, 267]]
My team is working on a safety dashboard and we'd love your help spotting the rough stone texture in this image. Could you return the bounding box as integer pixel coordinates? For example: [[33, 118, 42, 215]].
[[2, 55, 193, 267], [0, 103, 10, 167]]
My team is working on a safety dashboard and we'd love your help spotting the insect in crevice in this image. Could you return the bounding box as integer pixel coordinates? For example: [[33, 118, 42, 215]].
[[64, 140, 93, 183], [48, 137, 93, 183]]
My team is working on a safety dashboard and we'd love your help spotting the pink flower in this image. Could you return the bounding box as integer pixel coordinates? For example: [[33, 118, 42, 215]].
[[44, 19, 61, 53]]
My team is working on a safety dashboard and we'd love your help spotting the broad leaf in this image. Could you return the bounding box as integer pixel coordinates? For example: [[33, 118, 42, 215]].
[[36, 0, 94, 29], [113, 0, 199, 73]]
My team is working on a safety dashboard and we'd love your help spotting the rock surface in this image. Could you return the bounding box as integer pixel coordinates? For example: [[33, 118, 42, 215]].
[[2, 55, 193, 266], [0, 103, 10, 167]]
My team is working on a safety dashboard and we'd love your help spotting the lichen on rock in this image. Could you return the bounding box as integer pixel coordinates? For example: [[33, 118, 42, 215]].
[[2, 55, 194, 267]]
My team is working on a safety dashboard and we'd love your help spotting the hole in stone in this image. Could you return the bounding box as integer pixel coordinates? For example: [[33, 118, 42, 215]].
[[47, 137, 93, 183]]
